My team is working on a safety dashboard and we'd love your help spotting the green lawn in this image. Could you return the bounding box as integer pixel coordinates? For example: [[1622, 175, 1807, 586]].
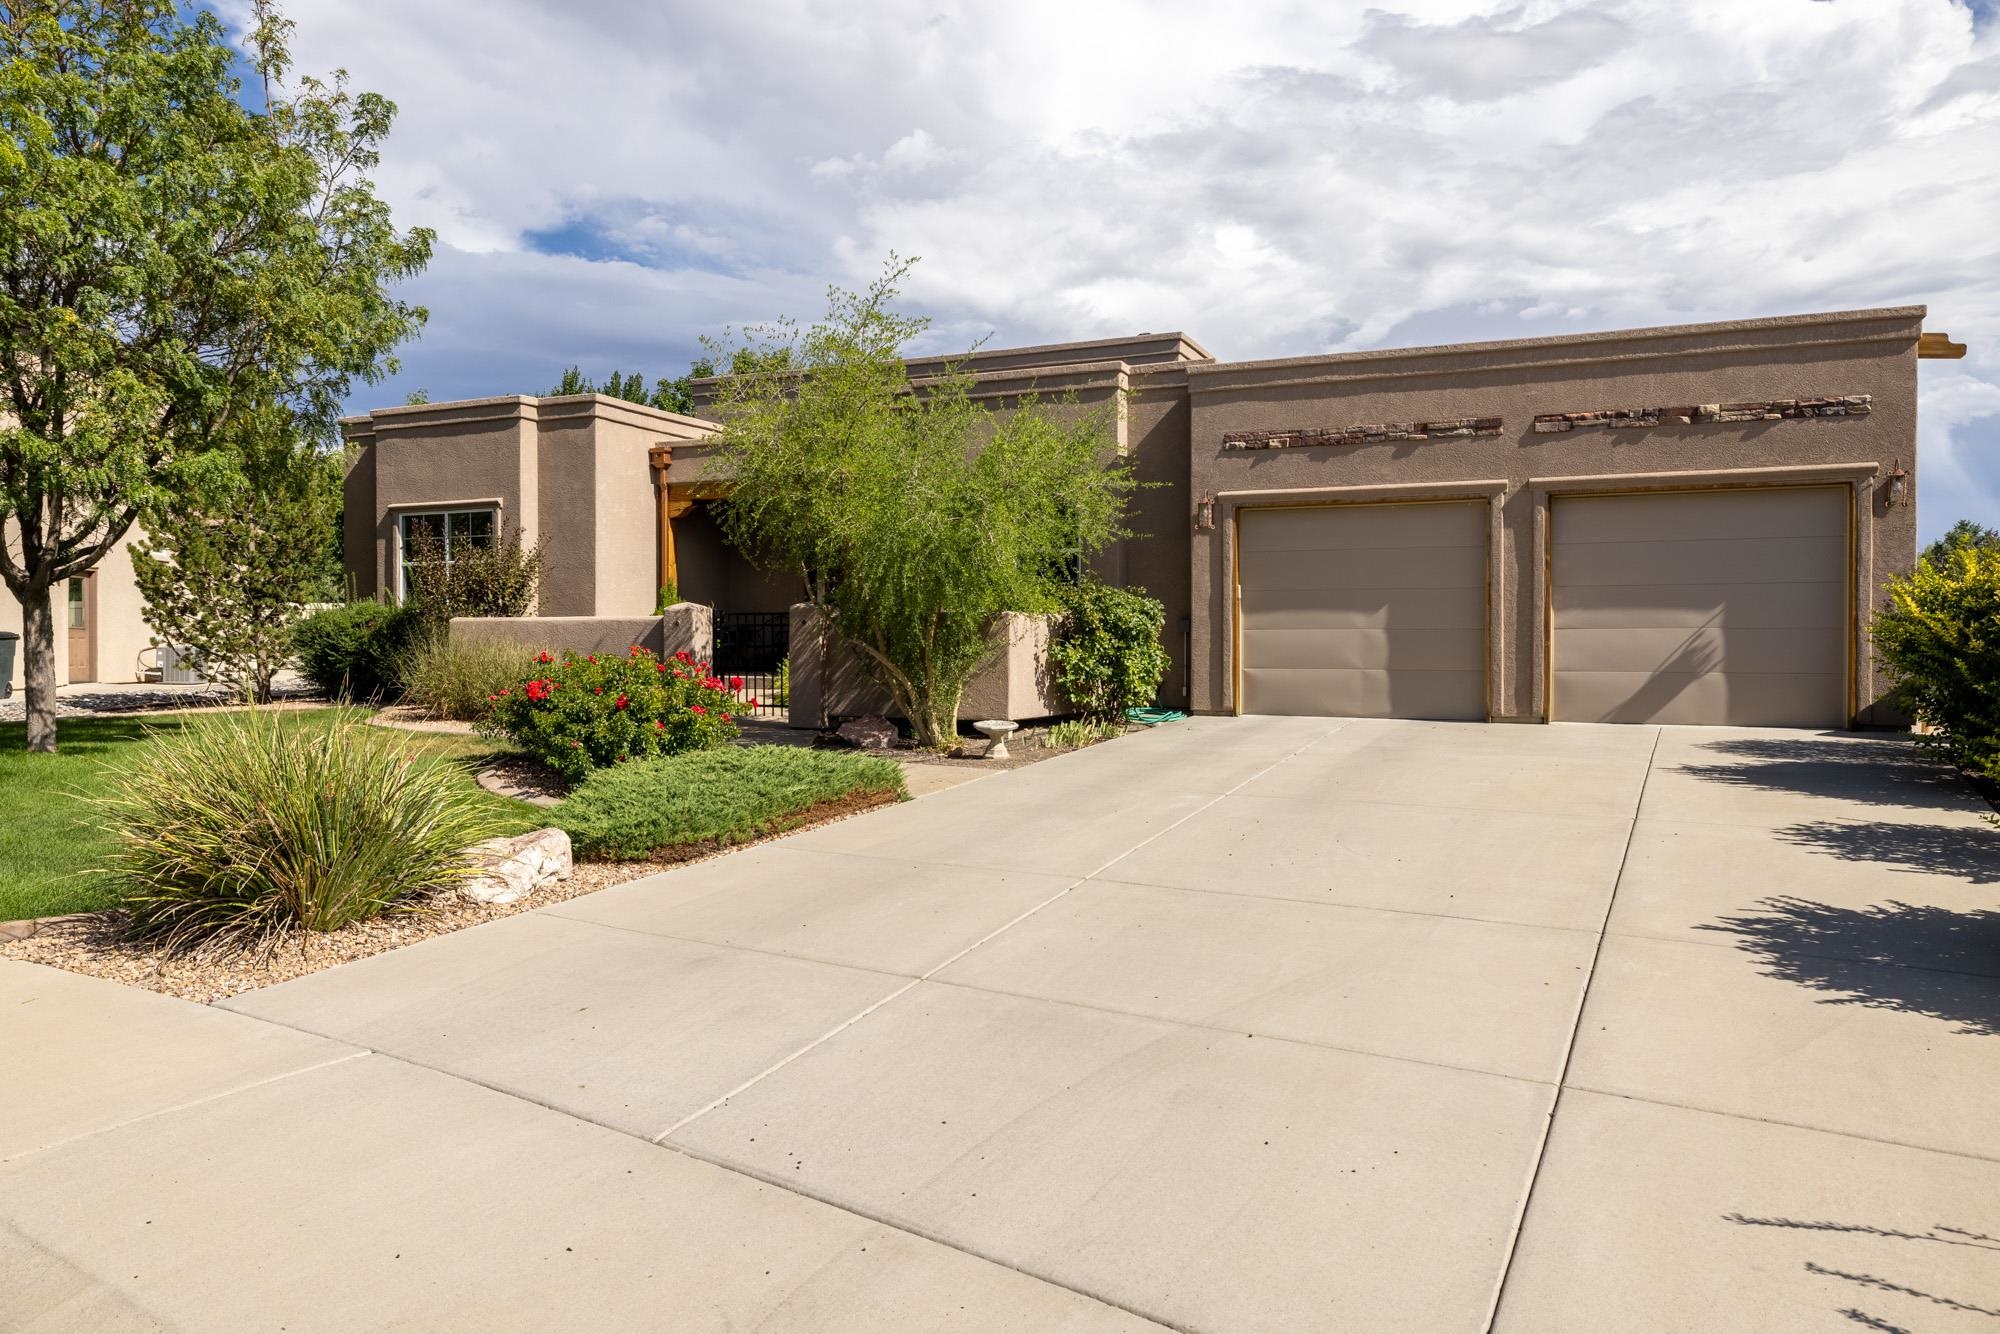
[[0, 710, 538, 922]]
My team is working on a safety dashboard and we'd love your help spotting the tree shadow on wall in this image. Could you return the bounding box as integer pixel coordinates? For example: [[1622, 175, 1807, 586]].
[[1700, 896, 2000, 1036]]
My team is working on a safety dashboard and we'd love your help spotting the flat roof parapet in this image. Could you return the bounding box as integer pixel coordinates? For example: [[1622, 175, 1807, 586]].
[[1186, 306, 1929, 395]]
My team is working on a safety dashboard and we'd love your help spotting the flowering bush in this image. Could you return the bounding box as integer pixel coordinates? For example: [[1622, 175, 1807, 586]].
[[479, 646, 756, 781]]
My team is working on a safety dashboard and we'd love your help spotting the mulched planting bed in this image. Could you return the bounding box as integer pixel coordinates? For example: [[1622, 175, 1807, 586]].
[[0, 796, 897, 1005]]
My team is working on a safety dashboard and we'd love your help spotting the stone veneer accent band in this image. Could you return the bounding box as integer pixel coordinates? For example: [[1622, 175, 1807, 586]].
[[1222, 416, 1504, 451], [1532, 395, 1872, 433]]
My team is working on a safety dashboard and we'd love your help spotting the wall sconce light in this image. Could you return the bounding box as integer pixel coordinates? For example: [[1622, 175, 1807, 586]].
[[1194, 493, 1215, 532], [1885, 460, 1908, 509]]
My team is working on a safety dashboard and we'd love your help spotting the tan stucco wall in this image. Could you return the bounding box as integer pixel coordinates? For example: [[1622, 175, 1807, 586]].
[[3, 523, 155, 690], [1121, 365, 1197, 708], [343, 395, 717, 617], [451, 603, 712, 664], [1186, 307, 1926, 724], [347, 310, 1931, 730], [785, 603, 1066, 728]]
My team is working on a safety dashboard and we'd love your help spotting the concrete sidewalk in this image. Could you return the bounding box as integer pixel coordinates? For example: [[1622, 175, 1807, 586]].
[[8, 716, 2000, 1331]]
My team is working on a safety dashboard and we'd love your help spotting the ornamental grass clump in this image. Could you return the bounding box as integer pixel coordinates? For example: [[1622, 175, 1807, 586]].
[[480, 646, 753, 781], [403, 635, 529, 722], [104, 710, 500, 952]]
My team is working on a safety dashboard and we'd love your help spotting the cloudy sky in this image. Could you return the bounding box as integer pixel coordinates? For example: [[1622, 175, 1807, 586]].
[[226, 0, 1999, 542]]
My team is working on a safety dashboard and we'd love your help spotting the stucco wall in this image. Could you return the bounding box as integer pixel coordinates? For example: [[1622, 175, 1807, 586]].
[[786, 604, 1068, 728], [585, 403, 671, 616], [343, 395, 719, 618], [3, 524, 154, 690], [450, 604, 712, 664], [1122, 364, 1197, 708], [345, 398, 535, 605], [92, 533, 154, 685], [1186, 307, 1926, 724]]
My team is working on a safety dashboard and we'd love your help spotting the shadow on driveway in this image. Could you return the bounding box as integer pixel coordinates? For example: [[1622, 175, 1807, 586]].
[[1672, 735, 1978, 814], [1776, 819, 2000, 885], [1700, 896, 2000, 1036], [1722, 1210, 2000, 1331]]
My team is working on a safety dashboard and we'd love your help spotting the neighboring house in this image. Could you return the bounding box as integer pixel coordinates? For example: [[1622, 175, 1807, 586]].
[[341, 305, 1965, 729], [0, 523, 154, 693]]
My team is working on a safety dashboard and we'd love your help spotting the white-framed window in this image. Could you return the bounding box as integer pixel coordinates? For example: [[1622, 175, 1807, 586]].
[[398, 508, 495, 600]]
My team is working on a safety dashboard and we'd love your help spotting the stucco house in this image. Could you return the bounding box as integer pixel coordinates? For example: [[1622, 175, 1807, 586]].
[[1, 525, 154, 694], [340, 305, 1965, 730]]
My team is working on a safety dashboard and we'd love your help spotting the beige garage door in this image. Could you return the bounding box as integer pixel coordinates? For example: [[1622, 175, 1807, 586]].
[[1550, 487, 1849, 727], [1238, 501, 1486, 719]]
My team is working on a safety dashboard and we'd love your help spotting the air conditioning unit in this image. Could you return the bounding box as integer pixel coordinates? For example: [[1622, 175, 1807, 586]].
[[159, 644, 203, 685]]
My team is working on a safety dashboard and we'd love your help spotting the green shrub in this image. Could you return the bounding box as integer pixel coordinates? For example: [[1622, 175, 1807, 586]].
[[554, 745, 906, 861], [103, 710, 503, 951], [480, 646, 755, 782], [1872, 546, 2000, 774], [1047, 581, 1169, 721], [291, 601, 424, 701], [403, 525, 545, 621], [772, 656, 791, 707], [403, 635, 530, 722]]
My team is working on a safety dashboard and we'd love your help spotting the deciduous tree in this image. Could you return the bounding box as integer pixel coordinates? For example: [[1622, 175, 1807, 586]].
[[0, 0, 431, 749], [705, 258, 1134, 748]]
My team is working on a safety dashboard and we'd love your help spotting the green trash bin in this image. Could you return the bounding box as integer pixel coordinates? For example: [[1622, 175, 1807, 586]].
[[0, 629, 16, 700]]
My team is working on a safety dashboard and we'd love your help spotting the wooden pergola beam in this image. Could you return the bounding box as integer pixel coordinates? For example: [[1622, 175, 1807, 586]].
[[1920, 331, 1967, 359], [648, 445, 677, 594]]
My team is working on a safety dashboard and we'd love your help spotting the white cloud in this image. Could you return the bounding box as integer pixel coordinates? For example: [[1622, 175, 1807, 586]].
[[245, 0, 2000, 538]]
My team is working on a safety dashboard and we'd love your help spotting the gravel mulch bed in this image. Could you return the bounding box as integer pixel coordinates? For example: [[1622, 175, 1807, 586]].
[[0, 679, 324, 723], [0, 796, 899, 1006]]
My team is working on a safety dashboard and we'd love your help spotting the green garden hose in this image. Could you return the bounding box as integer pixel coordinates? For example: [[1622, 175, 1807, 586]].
[[1124, 707, 1188, 727]]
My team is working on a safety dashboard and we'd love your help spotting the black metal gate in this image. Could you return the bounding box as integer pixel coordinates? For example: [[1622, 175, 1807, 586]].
[[712, 612, 790, 719]]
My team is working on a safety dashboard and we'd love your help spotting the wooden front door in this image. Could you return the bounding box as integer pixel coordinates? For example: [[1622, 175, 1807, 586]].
[[65, 576, 96, 684]]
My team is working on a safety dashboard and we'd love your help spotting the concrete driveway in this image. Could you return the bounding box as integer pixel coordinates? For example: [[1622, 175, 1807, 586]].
[[8, 717, 2000, 1332]]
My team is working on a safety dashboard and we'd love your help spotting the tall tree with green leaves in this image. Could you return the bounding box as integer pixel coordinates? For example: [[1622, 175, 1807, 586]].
[[704, 258, 1134, 748], [130, 405, 341, 704], [0, 1, 432, 750], [1921, 518, 2000, 570], [538, 349, 793, 417]]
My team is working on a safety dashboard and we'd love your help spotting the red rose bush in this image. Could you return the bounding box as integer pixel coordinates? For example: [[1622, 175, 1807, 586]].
[[480, 647, 755, 781]]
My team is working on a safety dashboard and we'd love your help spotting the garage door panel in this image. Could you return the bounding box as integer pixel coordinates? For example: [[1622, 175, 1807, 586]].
[[1553, 535, 1847, 589], [1554, 625, 1848, 675], [1239, 502, 1487, 720], [1240, 585, 1486, 632], [1555, 489, 1848, 544], [1243, 667, 1485, 720], [1239, 503, 1485, 554], [1552, 670, 1846, 727], [1550, 488, 1848, 727], [1553, 580, 1846, 632], [1242, 626, 1485, 673], [1240, 543, 1485, 592]]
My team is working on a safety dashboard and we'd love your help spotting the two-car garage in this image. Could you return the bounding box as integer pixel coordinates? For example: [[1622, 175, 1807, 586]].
[[1235, 486, 1852, 728]]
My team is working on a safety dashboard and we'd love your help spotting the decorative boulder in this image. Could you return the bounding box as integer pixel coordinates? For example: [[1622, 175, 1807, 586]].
[[835, 715, 899, 750], [461, 827, 573, 906]]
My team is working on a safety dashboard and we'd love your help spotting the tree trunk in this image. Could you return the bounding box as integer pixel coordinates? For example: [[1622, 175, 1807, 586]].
[[20, 581, 58, 753]]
